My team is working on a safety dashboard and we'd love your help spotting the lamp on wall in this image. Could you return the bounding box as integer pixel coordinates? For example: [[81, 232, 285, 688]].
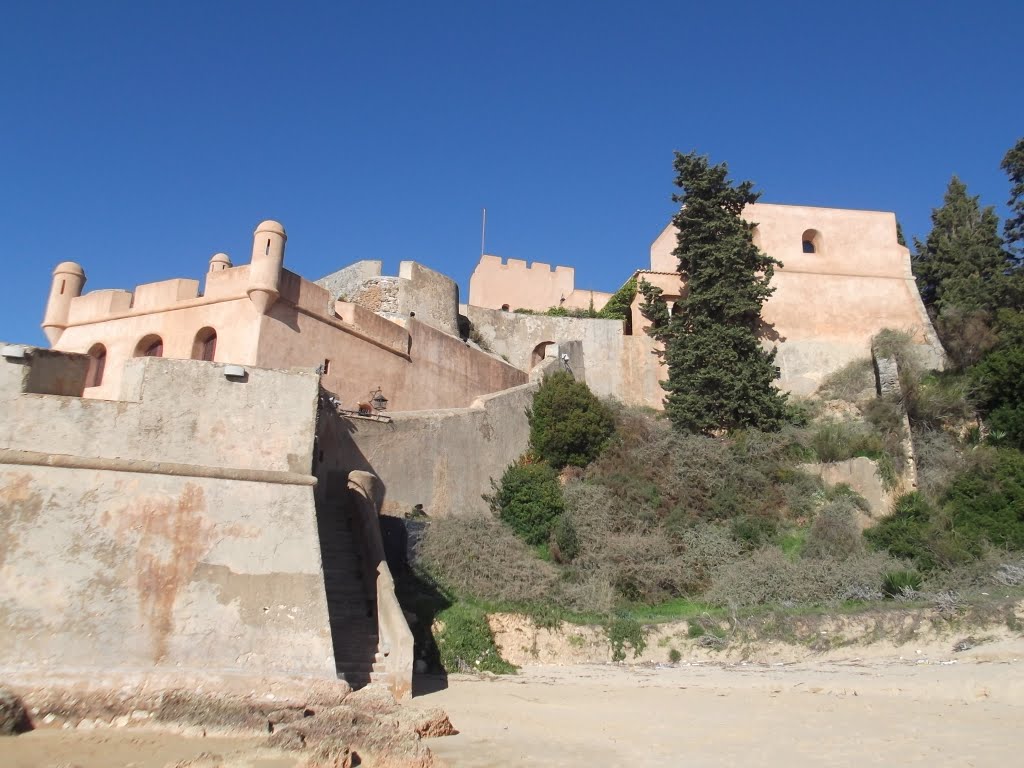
[[369, 387, 389, 411], [2, 345, 27, 360], [223, 364, 246, 379]]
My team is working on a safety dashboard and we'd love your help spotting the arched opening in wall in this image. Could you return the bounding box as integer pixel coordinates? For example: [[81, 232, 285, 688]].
[[135, 334, 163, 358], [671, 301, 683, 317], [802, 229, 822, 254], [751, 224, 762, 249], [501, 304, 510, 312], [85, 343, 106, 388], [192, 327, 217, 362], [531, 341, 555, 368]]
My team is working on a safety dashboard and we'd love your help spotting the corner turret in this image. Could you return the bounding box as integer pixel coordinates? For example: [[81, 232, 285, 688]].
[[41, 261, 86, 344], [247, 220, 286, 314], [209, 252, 232, 272]]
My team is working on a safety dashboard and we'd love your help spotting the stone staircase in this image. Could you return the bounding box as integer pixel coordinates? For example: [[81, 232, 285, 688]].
[[316, 494, 389, 689]]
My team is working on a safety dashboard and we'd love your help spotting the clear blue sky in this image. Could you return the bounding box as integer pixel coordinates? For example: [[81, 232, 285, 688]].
[[3, 1, 1022, 345]]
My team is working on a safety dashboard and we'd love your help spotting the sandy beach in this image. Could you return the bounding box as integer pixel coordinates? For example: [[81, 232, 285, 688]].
[[424, 637, 1024, 767], [5, 635, 1024, 767]]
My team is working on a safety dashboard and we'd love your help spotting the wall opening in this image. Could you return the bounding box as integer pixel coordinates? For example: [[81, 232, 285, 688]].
[[135, 334, 164, 358], [802, 229, 822, 254], [192, 327, 217, 362], [501, 304, 510, 312], [531, 341, 555, 368], [85, 343, 106, 388]]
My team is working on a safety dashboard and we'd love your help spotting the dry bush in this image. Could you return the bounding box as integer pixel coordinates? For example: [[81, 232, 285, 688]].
[[419, 515, 558, 604], [912, 428, 965, 501], [561, 482, 743, 605], [816, 358, 875, 402], [703, 548, 901, 607], [802, 497, 865, 560]]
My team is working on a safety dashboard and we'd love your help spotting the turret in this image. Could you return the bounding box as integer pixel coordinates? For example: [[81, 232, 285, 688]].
[[209, 252, 232, 272], [247, 220, 286, 314], [41, 261, 86, 345]]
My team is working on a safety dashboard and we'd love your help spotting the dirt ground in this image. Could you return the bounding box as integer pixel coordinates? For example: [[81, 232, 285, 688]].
[[4, 635, 1024, 767]]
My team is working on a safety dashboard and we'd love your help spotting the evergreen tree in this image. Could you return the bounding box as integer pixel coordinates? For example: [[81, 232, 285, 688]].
[[1002, 137, 1024, 257], [896, 220, 907, 247], [912, 176, 1011, 316], [656, 152, 788, 434]]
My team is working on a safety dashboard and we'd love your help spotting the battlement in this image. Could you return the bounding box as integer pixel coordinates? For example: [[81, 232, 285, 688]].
[[469, 253, 588, 312]]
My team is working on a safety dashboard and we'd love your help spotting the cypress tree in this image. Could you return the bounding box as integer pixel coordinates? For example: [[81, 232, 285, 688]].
[[912, 176, 1011, 316], [657, 152, 787, 434], [1002, 137, 1024, 258]]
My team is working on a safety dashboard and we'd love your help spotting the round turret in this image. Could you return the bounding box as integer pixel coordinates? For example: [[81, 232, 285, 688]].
[[208, 252, 232, 272], [247, 220, 287, 314], [42, 262, 86, 345]]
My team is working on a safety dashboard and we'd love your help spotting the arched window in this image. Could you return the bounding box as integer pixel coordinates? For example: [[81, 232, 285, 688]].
[[135, 334, 163, 358], [85, 343, 106, 388], [531, 341, 555, 368], [802, 229, 822, 254], [192, 327, 217, 362]]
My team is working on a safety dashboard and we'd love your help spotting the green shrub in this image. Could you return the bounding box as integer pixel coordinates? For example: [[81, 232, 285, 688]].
[[943, 449, 1024, 551], [550, 514, 581, 563], [864, 492, 936, 567], [529, 372, 616, 469], [881, 569, 922, 598], [668, 648, 682, 663], [596, 277, 637, 323], [489, 461, 565, 545], [810, 421, 885, 463], [730, 515, 779, 550], [606, 614, 647, 661], [433, 603, 517, 674]]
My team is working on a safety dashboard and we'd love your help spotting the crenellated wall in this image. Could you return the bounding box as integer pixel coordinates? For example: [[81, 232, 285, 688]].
[[469, 254, 610, 313]]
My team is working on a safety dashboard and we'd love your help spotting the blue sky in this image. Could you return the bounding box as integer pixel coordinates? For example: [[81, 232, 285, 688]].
[[3, 1, 1022, 345]]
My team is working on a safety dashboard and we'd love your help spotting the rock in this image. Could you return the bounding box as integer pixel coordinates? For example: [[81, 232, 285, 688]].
[[268, 726, 306, 751], [268, 707, 308, 730], [269, 705, 440, 768], [343, 685, 399, 716], [398, 705, 457, 738], [300, 738, 354, 768], [0, 686, 31, 735]]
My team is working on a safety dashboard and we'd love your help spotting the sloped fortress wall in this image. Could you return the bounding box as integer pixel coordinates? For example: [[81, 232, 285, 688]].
[[0, 349, 336, 678]]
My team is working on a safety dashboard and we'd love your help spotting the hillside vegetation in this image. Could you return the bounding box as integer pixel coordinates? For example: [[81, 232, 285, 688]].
[[408, 352, 1024, 672]]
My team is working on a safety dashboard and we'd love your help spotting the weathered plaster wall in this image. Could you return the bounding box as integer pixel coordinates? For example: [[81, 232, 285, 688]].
[[465, 306, 630, 400], [0, 350, 335, 678], [319, 381, 539, 519]]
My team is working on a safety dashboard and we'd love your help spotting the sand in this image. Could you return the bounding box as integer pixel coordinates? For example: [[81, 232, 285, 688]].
[[4, 636, 1024, 767], [424, 636, 1024, 767]]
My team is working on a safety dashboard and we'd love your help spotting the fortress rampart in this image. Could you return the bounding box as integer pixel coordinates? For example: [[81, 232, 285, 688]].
[[0, 349, 335, 678]]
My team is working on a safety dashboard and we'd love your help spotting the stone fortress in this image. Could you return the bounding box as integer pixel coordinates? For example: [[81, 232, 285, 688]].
[[1, 203, 944, 700]]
